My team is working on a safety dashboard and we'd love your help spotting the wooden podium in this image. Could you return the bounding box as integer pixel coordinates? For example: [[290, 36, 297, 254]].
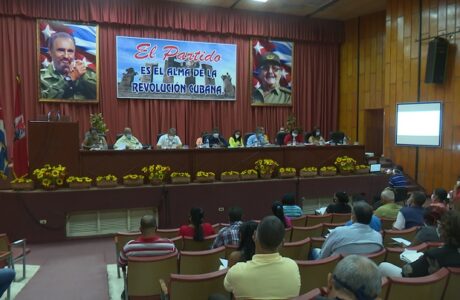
[[28, 121, 80, 175]]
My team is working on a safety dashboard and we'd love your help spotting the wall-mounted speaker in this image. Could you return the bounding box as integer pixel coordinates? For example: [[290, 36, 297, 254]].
[[425, 37, 449, 84]]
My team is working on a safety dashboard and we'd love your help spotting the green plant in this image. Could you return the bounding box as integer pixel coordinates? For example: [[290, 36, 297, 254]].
[[90, 113, 109, 134]]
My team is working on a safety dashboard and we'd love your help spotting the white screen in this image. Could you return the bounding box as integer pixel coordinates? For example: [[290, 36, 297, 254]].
[[396, 102, 442, 146]]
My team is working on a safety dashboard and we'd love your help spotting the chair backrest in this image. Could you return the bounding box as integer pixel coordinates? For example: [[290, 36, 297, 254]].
[[212, 223, 229, 233], [225, 244, 238, 259], [305, 214, 332, 227], [290, 215, 307, 227], [0, 251, 11, 268], [321, 222, 345, 237], [0, 234, 9, 252], [291, 288, 323, 300], [179, 246, 225, 275], [114, 232, 141, 254], [280, 238, 311, 261], [276, 132, 287, 145], [170, 236, 183, 251], [127, 252, 179, 298], [363, 248, 387, 265], [383, 227, 418, 247], [243, 132, 254, 146], [380, 217, 396, 230], [169, 269, 228, 300], [182, 234, 218, 251], [333, 242, 383, 256], [296, 254, 341, 294], [331, 213, 351, 224], [380, 276, 390, 300], [384, 243, 428, 268], [443, 267, 460, 300], [386, 268, 449, 300], [284, 227, 292, 243], [291, 224, 323, 242], [156, 228, 180, 239], [157, 133, 164, 142]]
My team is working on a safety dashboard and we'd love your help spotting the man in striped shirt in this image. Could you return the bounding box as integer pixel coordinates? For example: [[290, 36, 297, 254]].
[[118, 215, 177, 268], [212, 206, 243, 248]]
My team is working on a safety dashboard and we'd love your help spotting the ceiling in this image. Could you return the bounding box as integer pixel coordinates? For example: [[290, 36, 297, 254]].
[[164, 0, 387, 20]]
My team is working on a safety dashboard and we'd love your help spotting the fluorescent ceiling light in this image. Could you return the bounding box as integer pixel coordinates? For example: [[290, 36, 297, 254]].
[[253, 0, 268, 3]]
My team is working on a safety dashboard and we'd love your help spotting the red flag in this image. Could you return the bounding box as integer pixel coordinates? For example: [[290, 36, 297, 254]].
[[13, 75, 28, 177]]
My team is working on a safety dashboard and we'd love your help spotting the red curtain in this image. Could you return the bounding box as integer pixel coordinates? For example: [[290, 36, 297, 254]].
[[0, 0, 341, 149]]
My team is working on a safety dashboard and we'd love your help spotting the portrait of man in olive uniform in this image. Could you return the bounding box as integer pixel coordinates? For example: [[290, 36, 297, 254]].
[[39, 21, 98, 102], [251, 40, 293, 106]]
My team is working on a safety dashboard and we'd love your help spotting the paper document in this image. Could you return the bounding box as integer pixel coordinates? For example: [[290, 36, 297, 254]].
[[400, 249, 423, 263], [315, 207, 327, 215], [392, 237, 411, 247], [219, 258, 228, 268]]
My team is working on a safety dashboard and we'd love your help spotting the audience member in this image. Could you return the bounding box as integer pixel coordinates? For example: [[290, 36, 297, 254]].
[[374, 188, 401, 219], [317, 202, 382, 259], [281, 193, 303, 218], [179, 207, 215, 241], [246, 126, 268, 147], [307, 127, 325, 145], [114, 127, 142, 150], [212, 206, 243, 248], [224, 216, 300, 299], [228, 221, 258, 268], [118, 215, 176, 268], [326, 192, 352, 214], [379, 210, 460, 277], [393, 191, 426, 230], [81, 127, 107, 150], [388, 165, 408, 188], [429, 187, 448, 214], [205, 127, 228, 148], [228, 130, 244, 148], [157, 128, 182, 149], [316, 255, 382, 300], [412, 207, 442, 246], [283, 129, 303, 145], [272, 201, 292, 228], [345, 197, 382, 232], [0, 268, 15, 298]]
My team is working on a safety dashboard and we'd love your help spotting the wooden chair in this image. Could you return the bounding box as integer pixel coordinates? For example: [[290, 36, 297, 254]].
[[305, 214, 332, 227], [331, 213, 351, 224], [291, 288, 323, 299], [114, 231, 141, 278], [285, 227, 293, 242], [0, 233, 31, 281], [280, 238, 311, 260], [156, 228, 180, 239], [380, 276, 390, 300], [296, 254, 341, 294], [126, 252, 179, 300], [380, 217, 396, 230], [225, 244, 238, 259], [212, 223, 229, 233], [443, 267, 460, 300], [385, 268, 449, 300], [290, 215, 307, 227], [291, 224, 323, 242], [383, 227, 418, 247], [168, 269, 228, 300], [179, 246, 225, 275], [310, 237, 326, 249], [384, 243, 428, 268], [362, 248, 387, 265], [182, 234, 218, 251], [321, 222, 345, 237], [170, 236, 183, 251]]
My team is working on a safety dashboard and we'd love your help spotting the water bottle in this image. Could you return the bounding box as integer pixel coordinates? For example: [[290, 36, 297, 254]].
[[343, 136, 348, 145]]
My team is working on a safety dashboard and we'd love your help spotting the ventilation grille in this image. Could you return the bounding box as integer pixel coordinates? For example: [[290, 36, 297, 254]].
[[67, 207, 157, 237]]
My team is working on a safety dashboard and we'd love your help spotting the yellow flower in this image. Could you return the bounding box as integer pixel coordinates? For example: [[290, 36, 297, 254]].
[[42, 178, 51, 186], [56, 178, 64, 185]]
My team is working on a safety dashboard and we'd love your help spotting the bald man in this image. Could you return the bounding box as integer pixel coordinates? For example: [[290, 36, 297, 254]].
[[113, 127, 143, 150]]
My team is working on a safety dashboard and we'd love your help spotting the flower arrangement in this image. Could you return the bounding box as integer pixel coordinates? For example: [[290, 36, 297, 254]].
[[355, 164, 370, 174], [220, 171, 240, 182], [279, 167, 297, 178], [320, 166, 337, 176], [300, 167, 318, 178], [11, 176, 34, 190], [89, 113, 109, 134], [240, 169, 258, 180], [0, 171, 7, 180], [32, 164, 67, 189], [196, 171, 215, 183], [334, 156, 357, 172], [170, 172, 191, 184], [254, 159, 279, 178], [67, 176, 92, 189], [96, 174, 118, 187], [123, 174, 145, 186], [141, 164, 171, 184]]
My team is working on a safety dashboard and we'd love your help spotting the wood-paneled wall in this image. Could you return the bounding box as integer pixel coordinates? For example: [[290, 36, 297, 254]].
[[339, 0, 460, 192]]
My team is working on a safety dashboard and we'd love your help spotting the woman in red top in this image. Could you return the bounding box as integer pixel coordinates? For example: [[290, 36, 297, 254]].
[[179, 207, 215, 240]]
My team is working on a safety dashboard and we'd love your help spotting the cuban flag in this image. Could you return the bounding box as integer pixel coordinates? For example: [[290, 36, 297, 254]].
[[252, 39, 293, 90], [39, 20, 97, 71], [0, 106, 9, 176]]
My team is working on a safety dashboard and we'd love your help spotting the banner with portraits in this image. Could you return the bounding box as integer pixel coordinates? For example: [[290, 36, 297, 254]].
[[38, 20, 99, 103], [116, 36, 237, 101], [251, 39, 293, 106]]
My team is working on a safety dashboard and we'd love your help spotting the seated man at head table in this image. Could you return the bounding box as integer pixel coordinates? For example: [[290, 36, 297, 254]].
[[204, 127, 228, 148], [246, 126, 269, 147], [157, 127, 183, 149], [113, 127, 143, 150], [81, 127, 107, 150]]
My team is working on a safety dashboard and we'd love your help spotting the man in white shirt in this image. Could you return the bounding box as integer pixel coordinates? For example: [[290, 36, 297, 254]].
[[156, 128, 182, 149], [113, 127, 142, 150]]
